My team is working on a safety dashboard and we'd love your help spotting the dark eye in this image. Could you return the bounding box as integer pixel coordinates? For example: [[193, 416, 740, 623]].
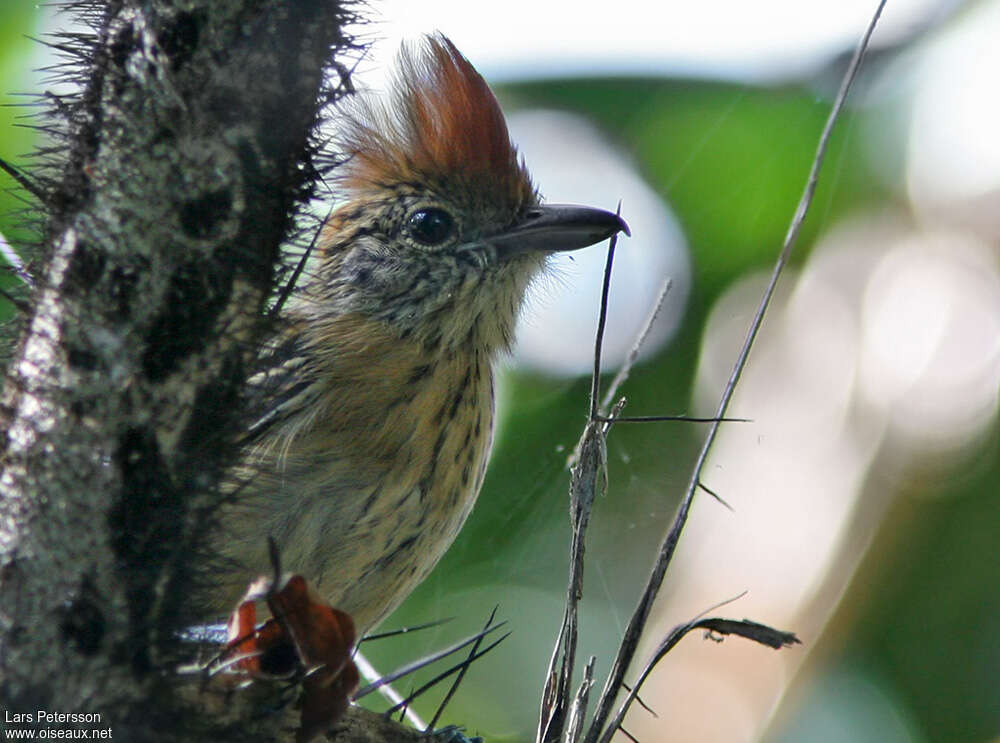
[[407, 208, 456, 246]]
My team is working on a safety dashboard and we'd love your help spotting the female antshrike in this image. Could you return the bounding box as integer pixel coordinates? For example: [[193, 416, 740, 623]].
[[213, 34, 629, 634]]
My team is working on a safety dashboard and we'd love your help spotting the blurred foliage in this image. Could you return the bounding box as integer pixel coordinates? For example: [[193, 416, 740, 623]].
[[509, 77, 888, 295], [803, 428, 1000, 742], [0, 4, 40, 325], [0, 6, 996, 743], [377, 68, 998, 743], [370, 75, 899, 738]]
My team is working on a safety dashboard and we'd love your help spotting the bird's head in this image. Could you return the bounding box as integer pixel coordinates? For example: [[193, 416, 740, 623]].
[[307, 34, 628, 354]]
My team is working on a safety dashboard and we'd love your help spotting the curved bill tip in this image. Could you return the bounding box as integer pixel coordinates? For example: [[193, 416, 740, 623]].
[[489, 204, 630, 256]]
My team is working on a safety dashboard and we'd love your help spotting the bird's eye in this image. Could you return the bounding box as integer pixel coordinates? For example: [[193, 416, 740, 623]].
[[407, 208, 456, 246]]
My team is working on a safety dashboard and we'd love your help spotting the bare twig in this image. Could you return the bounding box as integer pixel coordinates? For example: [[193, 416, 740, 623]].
[[353, 652, 428, 730], [595, 414, 749, 424], [584, 4, 887, 740], [353, 621, 507, 701], [603, 615, 800, 740], [538, 232, 619, 743], [354, 618, 507, 731], [382, 632, 510, 718], [426, 606, 499, 731], [359, 616, 455, 644], [568, 275, 676, 466], [600, 278, 672, 412], [590, 216, 620, 419], [620, 684, 657, 718], [564, 656, 596, 743]]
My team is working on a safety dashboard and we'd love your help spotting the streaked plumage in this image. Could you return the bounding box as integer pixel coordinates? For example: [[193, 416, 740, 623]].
[[210, 35, 627, 634]]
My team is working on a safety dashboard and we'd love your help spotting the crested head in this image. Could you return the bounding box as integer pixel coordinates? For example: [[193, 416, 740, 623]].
[[302, 34, 544, 355], [305, 36, 625, 358], [337, 34, 535, 211]]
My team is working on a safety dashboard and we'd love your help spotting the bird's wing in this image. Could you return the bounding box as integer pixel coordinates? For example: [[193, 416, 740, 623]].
[[238, 331, 323, 450]]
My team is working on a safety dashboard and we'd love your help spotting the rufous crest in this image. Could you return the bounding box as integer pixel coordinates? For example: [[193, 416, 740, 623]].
[[337, 34, 535, 210]]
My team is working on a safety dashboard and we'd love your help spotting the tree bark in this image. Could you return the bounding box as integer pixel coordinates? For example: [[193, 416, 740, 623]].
[[0, 2, 409, 740]]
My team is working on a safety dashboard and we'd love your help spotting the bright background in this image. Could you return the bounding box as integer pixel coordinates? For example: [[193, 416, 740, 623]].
[[2, 2, 997, 741]]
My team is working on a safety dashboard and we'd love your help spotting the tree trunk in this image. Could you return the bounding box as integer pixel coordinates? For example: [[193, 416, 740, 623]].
[[0, 2, 412, 740]]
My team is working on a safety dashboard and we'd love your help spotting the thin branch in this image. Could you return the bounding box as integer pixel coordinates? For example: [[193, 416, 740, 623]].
[[382, 632, 510, 718], [353, 621, 506, 701], [590, 212, 620, 420], [353, 651, 428, 730], [600, 277, 672, 412], [426, 606, 499, 732], [567, 274, 675, 468], [359, 616, 455, 644], [594, 415, 749, 424], [603, 615, 800, 740], [537, 229, 621, 743], [564, 656, 596, 743], [584, 4, 887, 740], [621, 684, 657, 718]]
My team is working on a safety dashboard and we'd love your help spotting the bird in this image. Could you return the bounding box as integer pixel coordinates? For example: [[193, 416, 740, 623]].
[[210, 34, 629, 636]]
